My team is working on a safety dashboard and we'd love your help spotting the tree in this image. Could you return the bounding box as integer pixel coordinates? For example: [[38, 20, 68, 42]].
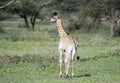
[[10, 0, 39, 30], [0, 0, 17, 20], [0, 0, 49, 31], [83, 0, 120, 37], [107, 0, 120, 37]]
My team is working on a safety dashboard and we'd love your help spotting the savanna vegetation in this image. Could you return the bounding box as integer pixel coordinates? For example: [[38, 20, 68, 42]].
[[0, 0, 120, 83]]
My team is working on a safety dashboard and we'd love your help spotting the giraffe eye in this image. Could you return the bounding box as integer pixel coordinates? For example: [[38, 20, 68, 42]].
[[53, 17, 56, 19]]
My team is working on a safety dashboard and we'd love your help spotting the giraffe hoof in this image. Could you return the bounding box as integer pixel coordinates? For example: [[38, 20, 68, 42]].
[[72, 74, 74, 77], [60, 74, 62, 78]]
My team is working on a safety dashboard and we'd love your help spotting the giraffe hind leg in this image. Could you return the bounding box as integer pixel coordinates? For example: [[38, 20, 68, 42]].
[[71, 48, 76, 77], [59, 50, 63, 78]]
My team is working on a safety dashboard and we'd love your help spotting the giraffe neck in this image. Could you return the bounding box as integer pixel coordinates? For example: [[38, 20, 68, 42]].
[[56, 18, 68, 38]]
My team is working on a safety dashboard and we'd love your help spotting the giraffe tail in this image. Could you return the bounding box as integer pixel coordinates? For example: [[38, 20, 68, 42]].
[[76, 56, 80, 60], [73, 39, 80, 60], [75, 41, 80, 60]]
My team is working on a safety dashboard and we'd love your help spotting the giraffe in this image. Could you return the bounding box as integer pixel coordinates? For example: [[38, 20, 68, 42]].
[[49, 12, 77, 78]]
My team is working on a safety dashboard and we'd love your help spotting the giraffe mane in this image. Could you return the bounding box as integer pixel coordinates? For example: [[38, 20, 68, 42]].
[[58, 17, 69, 35]]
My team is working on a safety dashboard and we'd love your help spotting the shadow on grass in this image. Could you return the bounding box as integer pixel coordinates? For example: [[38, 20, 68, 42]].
[[66, 73, 91, 79], [75, 73, 91, 77], [80, 55, 109, 62]]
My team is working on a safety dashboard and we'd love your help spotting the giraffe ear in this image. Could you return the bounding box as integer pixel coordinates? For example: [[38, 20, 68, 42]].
[[53, 12, 58, 16]]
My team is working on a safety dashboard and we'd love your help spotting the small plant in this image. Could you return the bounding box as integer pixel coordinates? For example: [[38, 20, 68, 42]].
[[109, 49, 120, 57]]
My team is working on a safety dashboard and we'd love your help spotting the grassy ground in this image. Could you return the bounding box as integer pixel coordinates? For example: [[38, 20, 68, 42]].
[[0, 19, 120, 83]]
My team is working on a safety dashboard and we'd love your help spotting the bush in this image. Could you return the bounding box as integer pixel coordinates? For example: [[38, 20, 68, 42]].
[[109, 49, 120, 57], [115, 25, 120, 36], [0, 11, 12, 20], [67, 17, 80, 31]]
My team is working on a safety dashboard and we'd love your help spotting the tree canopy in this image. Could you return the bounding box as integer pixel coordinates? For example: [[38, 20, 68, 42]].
[[0, 0, 120, 36]]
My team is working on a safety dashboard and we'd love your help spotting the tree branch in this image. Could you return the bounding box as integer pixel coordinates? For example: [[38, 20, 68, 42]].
[[0, 0, 15, 9]]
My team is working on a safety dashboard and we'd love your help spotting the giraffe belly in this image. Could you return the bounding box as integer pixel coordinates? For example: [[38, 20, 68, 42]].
[[58, 42, 74, 52], [58, 43, 64, 51]]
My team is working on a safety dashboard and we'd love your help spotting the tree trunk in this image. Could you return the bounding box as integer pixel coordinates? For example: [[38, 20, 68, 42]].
[[20, 14, 30, 28], [30, 12, 38, 31], [24, 15, 30, 28], [110, 8, 115, 37]]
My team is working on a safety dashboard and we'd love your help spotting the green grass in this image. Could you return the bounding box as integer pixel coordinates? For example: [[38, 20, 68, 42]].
[[0, 19, 120, 83], [0, 55, 120, 83]]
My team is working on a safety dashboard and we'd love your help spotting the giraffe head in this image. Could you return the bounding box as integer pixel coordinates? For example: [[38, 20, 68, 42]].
[[49, 12, 59, 22]]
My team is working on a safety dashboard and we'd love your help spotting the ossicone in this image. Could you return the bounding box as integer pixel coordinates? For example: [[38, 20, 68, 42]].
[[53, 12, 58, 16]]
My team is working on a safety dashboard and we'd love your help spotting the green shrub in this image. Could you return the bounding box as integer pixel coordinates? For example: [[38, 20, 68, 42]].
[[109, 49, 120, 57], [115, 25, 120, 36], [0, 11, 12, 20], [67, 17, 80, 32]]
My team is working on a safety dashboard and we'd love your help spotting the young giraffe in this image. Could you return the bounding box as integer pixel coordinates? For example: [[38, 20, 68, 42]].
[[49, 12, 77, 78]]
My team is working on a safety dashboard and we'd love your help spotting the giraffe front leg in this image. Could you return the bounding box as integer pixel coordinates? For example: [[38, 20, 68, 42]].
[[59, 50, 62, 78], [66, 59, 70, 78]]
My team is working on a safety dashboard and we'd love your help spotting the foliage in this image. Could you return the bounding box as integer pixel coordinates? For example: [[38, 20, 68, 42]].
[[1, 0, 120, 36]]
